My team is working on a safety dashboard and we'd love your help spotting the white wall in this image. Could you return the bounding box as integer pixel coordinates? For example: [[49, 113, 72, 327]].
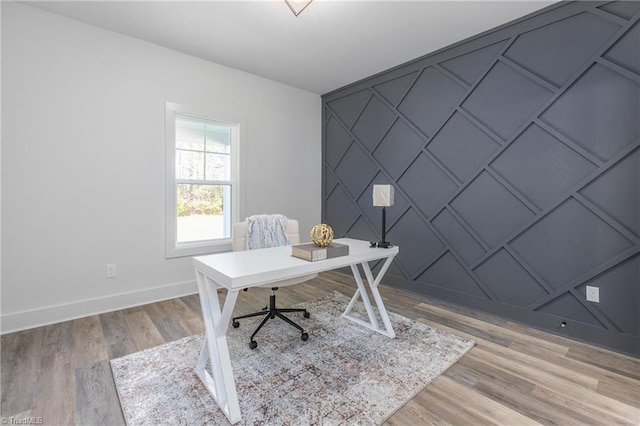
[[0, 2, 322, 333]]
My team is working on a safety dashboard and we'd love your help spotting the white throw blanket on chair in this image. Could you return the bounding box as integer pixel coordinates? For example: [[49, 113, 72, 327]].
[[246, 214, 290, 250]]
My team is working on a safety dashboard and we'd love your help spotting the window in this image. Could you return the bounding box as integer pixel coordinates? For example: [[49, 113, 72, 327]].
[[165, 102, 241, 258]]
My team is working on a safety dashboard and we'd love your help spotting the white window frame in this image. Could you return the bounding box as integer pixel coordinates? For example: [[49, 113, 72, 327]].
[[165, 102, 244, 258]]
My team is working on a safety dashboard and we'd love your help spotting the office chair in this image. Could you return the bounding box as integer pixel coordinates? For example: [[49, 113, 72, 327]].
[[231, 218, 317, 349]]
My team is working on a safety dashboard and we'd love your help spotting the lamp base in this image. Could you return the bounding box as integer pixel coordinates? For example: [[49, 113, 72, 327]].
[[370, 241, 393, 248]]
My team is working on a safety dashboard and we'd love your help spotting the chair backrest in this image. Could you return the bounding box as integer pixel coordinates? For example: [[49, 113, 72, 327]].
[[232, 219, 301, 252]]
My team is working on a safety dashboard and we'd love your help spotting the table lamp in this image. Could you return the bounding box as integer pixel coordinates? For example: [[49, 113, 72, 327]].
[[371, 184, 394, 248]]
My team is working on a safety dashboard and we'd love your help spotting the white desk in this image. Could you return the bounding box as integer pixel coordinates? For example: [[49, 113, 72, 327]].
[[192, 238, 399, 424]]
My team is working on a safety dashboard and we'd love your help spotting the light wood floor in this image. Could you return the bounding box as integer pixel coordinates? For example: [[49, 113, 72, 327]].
[[2, 271, 639, 425]]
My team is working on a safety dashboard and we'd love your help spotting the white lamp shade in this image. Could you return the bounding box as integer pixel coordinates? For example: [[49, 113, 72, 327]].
[[373, 185, 394, 207]]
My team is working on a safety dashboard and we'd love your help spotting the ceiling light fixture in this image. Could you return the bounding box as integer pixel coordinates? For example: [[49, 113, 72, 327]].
[[284, 0, 313, 17]]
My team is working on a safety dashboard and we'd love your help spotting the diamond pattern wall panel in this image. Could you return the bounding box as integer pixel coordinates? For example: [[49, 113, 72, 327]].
[[474, 249, 548, 307], [417, 252, 488, 298], [503, 12, 620, 87], [510, 198, 633, 289], [374, 120, 425, 179], [578, 255, 640, 335], [451, 171, 534, 247], [440, 41, 507, 86], [387, 208, 444, 277], [427, 112, 500, 182], [325, 185, 360, 238], [326, 89, 370, 128], [334, 142, 378, 199], [323, 1, 640, 355], [604, 22, 640, 76], [398, 153, 458, 218], [462, 61, 553, 140], [598, 1, 640, 20], [491, 124, 597, 210], [432, 209, 485, 265], [540, 63, 640, 161], [373, 71, 418, 107], [536, 293, 605, 328], [352, 96, 396, 152], [580, 148, 640, 236], [324, 116, 352, 168], [398, 67, 467, 137]]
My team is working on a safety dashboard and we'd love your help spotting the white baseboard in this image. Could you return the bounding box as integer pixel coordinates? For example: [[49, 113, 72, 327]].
[[0, 280, 198, 334]]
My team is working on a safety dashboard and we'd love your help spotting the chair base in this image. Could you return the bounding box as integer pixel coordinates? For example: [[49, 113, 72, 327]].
[[232, 288, 310, 349]]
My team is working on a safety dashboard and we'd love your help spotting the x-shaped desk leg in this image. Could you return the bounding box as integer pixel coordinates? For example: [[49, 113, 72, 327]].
[[194, 271, 242, 424], [342, 256, 396, 338]]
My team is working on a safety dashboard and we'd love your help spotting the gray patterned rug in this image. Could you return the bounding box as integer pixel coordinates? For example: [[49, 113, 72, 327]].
[[111, 291, 474, 425]]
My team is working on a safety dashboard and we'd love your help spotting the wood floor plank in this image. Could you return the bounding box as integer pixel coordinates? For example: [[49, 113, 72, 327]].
[[75, 360, 124, 425], [0, 327, 45, 416], [99, 311, 139, 359], [566, 345, 640, 380], [531, 382, 640, 425], [123, 310, 166, 351], [417, 302, 570, 356], [469, 347, 640, 422], [73, 315, 109, 368], [2, 272, 638, 425], [31, 351, 76, 425], [385, 395, 450, 426], [433, 375, 542, 425]]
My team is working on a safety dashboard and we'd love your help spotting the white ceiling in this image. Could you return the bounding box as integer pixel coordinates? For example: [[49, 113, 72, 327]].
[[23, 0, 556, 94]]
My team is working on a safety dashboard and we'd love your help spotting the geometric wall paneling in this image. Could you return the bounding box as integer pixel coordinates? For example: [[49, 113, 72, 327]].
[[386, 207, 444, 278], [604, 22, 640, 75], [503, 12, 620, 87], [373, 119, 426, 179], [490, 124, 598, 210], [356, 172, 410, 234], [345, 215, 378, 244], [462, 61, 554, 140], [578, 254, 640, 335], [535, 292, 606, 328], [324, 185, 361, 238], [324, 116, 353, 168], [373, 71, 419, 107], [510, 198, 634, 290], [427, 112, 500, 183], [450, 171, 535, 247], [432, 209, 486, 265], [474, 249, 548, 307], [598, 1, 640, 20], [580, 148, 640, 236], [416, 252, 489, 299], [326, 89, 372, 129], [323, 1, 640, 354], [440, 40, 507, 86], [540, 63, 640, 161], [397, 153, 458, 218], [397, 67, 467, 137], [324, 166, 338, 194], [334, 141, 379, 199], [351, 95, 397, 152]]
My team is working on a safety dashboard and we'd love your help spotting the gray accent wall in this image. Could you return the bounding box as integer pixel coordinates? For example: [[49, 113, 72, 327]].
[[322, 1, 640, 355]]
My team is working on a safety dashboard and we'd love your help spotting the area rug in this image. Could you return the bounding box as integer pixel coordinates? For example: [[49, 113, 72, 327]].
[[111, 291, 474, 425]]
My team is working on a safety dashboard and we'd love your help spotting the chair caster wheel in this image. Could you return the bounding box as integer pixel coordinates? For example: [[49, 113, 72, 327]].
[[249, 340, 258, 349], [303, 311, 310, 319], [232, 321, 239, 328], [301, 332, 309, 341]]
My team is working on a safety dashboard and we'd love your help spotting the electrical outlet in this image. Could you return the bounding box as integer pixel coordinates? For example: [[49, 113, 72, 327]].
[[106, 263, 117, 278], [586, 285, 599, 303]]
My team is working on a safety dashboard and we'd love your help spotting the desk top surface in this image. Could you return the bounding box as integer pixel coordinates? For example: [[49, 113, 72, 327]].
[[193, 238, 398, 290]]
